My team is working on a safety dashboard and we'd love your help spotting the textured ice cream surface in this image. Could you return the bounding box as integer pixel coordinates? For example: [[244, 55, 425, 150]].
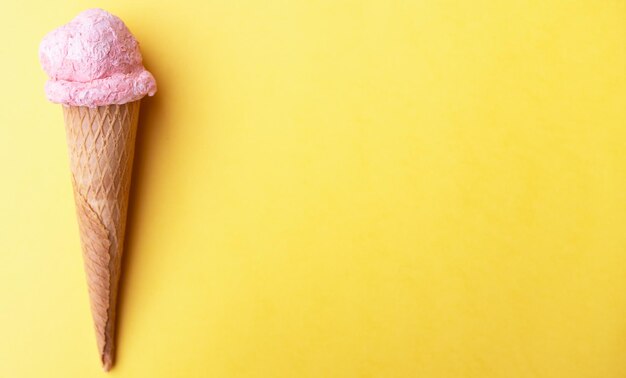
[[39, 8, 156, 107]]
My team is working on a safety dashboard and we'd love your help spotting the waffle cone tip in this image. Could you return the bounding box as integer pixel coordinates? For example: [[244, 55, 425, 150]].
[[102, 352, 114, 371]]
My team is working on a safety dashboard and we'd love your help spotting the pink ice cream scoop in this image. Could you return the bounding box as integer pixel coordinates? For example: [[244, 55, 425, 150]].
[[39, 8, 156, 107]]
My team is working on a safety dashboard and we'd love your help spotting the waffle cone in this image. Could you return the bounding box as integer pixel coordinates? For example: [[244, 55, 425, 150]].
[[62, 101, 140, 371]]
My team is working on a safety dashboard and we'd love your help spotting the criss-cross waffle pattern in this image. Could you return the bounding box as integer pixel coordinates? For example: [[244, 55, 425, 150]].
[[63, 101, 140, 369]]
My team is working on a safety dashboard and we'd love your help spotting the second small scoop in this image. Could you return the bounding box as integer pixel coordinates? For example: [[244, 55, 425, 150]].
[[39, 8, 156, 107]]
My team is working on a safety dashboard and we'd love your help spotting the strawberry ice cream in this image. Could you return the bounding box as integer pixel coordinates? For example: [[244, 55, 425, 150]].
[[39, 8, 156, 107]]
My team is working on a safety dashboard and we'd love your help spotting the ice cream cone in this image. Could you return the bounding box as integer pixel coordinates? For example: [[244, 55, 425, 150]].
[[63, 101, 140, 371], [40, 9, 156, 370]]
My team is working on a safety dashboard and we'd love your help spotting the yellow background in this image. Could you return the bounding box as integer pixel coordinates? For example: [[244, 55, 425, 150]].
[[1, 1, 625, 377]]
